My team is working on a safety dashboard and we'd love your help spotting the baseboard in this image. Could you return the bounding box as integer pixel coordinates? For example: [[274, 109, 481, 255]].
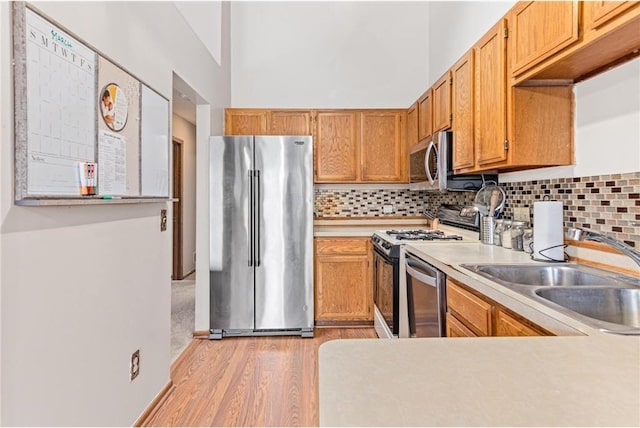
[[192, 330, 209, 339], [133, 380, 174, 427], [315, 320, 374, 328]]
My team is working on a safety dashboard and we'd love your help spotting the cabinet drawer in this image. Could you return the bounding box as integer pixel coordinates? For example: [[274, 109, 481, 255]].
[[446, 312, 477, 337], [446, 280, 493, 336], [315, 238, 369, 255]]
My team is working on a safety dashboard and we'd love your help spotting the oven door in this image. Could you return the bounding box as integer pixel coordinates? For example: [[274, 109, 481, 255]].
[[405, 252, 446, 337], [373, 248, 398, 337]]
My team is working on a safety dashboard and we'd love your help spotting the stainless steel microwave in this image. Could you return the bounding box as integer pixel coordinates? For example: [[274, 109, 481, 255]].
[[409, 134, 441, 191], [410, 131, 496, 192]]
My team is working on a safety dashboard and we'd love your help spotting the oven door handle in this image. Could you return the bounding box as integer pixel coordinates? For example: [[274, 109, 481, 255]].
[[406, 264, 437, 287], [373, 248, 394, 265]]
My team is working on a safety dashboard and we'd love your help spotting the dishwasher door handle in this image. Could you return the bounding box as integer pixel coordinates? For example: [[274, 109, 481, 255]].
[[406, 264, 437, 287]]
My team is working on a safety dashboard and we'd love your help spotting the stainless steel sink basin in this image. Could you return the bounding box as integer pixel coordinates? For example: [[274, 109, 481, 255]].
[[464, 263, 630, 287], [535, 287, 640, 329], [460, 263, 640, 334]]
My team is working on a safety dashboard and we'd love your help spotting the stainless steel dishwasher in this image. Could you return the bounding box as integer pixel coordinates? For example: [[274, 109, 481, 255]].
[[405, 251, 447, 337]]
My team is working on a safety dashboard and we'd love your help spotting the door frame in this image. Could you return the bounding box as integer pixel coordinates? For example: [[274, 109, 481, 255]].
[[172, 138, 184, 280]]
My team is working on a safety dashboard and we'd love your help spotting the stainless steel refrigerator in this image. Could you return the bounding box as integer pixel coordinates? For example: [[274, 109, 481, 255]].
[[209, 136, 314, 339]]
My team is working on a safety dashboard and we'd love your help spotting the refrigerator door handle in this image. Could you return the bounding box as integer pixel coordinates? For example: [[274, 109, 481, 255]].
[[255, 170, 261, 267], [248, 170, 254, 267]]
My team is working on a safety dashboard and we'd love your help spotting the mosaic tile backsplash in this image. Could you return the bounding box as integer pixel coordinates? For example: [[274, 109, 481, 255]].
[[314, 171, 639, 248], [314, 189, 476, 217], [500, 172, 640, 248]]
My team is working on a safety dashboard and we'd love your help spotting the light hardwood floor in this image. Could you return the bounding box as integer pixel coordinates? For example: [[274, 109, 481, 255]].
[[145, 328, 377, 427]]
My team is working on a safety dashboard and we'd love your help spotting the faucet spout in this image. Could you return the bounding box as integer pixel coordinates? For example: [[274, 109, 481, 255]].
[[566, 227, 640, 270]]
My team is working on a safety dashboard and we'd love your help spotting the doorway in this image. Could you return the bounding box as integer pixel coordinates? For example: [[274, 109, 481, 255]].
[[172, 138, 184, 280]]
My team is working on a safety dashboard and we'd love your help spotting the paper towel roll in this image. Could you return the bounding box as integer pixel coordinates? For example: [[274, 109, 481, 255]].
[[533, 201, 564, 261]]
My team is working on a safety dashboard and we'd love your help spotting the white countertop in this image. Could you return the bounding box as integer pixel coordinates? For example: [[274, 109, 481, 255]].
[[319, 242, 640, 426], [313, 218, 428, 237]]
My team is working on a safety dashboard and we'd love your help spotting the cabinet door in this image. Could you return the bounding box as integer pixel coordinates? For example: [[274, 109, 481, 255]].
[[224, 109, 269, 135], [407, 103, 418, 148], [475, 19, 508, 167], [586, 1, 637, 30], [446, 312, 477, 337], [314, 238, 373, 323], [495, 309, 546, 336], [432, 72, 452, 132], [269, 110, 313, 135], [360, 111, 406, 182], [451, 50, 475, 171], [314, 111, 359, 182], [510, 1, 580, 76], [418, 90, 433, 141]]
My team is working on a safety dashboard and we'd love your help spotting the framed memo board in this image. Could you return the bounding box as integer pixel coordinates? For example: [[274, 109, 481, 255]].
[[12, 2, 171, 205]]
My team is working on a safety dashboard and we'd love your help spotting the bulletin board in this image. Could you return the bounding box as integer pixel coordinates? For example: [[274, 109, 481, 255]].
[[12, 3, 171, 205]]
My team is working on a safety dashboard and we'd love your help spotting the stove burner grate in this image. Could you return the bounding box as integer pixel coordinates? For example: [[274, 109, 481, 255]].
[[385, 229, 463, 241]]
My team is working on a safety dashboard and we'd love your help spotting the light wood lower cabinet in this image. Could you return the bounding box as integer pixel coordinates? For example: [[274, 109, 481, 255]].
[[314, 238, 373, 325], [446, 278, 552, 337], [447, 279, 493, 336], [496, 309, 546, 336], [446, 312, 477, 337]]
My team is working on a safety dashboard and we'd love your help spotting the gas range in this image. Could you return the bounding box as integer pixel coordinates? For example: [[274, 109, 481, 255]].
[[372, 229, 464, 257]]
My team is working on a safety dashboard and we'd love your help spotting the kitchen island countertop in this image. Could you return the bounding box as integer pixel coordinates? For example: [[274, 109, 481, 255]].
[[319, 242, 640, 427]]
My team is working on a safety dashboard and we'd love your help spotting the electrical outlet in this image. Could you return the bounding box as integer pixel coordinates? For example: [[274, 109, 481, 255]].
[[514, 207, 530, 222], [160, 209, 167, 231], [130, 349, 140, 381], [383, 204, 395, 214]]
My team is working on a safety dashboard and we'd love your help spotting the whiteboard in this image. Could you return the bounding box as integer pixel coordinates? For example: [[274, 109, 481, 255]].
[[22, 8, 97, 196], [140, 85, 170, 197], [13, 4, 171, 204]]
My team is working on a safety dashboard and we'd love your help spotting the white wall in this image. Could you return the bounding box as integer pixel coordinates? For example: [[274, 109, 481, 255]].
[[428, 1, 514, 85], [230, 1, 429, 108], [0, 2, 230, 425], [175, 1, 222, 65], [172, 115, 197, 276], [427, 1, 640, 182]]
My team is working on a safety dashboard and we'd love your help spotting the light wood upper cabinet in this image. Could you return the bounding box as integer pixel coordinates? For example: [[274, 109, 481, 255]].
[[314, 238, 373, 324], [585, 1, 637, 30], [451, 49, 475, 171], [475, 19, 508, 168], [360, 111, 406, 182], [225, 109, 269, 135], [510, 1, 580, 77], [314, 111, 360, 182], [432, 72, 452, 132], [407, 102, 418, 148], [269, 110, 313, 135], [417, 89, 433, 141]]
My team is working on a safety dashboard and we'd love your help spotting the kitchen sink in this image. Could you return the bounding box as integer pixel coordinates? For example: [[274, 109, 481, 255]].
[[460, 263, 640, 334], [535, 287, 640, 329], [461, 263, 635, 288]]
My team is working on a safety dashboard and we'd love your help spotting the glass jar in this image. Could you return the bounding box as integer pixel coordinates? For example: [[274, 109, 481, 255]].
[[510, 221, 527, 251], [523, 227, 534, 254], [493, 219, 504, 246], [501, 220, 513, 249]]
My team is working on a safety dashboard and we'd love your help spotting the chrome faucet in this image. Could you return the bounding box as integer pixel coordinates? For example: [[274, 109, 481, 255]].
[[566, 227, 640, 269]]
